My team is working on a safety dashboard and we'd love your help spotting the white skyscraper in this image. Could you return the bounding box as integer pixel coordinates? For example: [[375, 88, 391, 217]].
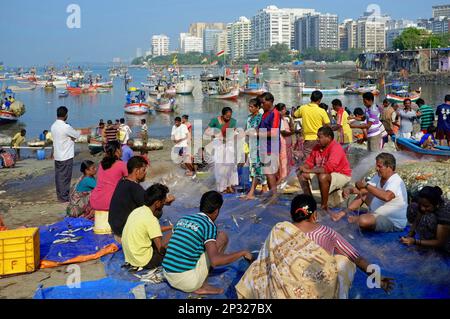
[[179, 33, 203, 53], [356, 19, 386, 52], [152, 34, 170, 57], [340, 19, 358, 50], [294, 13, 339, 51], [230, 17, 252, 60]]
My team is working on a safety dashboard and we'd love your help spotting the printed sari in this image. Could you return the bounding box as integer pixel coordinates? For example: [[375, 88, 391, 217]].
[[236, 222, 339, 299], [66, 176, 95, 220]]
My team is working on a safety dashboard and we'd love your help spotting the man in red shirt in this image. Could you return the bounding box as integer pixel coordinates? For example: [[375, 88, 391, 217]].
[[297, 126, 352, 212]]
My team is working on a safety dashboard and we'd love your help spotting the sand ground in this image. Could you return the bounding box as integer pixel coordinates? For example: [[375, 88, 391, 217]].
[[0, 140, 176, 299]]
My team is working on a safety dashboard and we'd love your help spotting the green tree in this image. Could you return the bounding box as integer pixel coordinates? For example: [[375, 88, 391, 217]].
[[268, 43, 291, 63], [259, 52, 269, 64]]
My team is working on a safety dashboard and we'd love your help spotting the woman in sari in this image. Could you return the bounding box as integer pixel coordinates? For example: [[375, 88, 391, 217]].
[[67, 160, 97, 220], [243, 98, 267, 200], [236, 194, 394, 299], [206, 107, 238, 194], [275, 103, 294, 184]]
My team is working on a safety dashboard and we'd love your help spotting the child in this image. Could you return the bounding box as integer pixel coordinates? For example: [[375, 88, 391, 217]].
[[419, 125, 438, 150], [67, 160, 97, 219]]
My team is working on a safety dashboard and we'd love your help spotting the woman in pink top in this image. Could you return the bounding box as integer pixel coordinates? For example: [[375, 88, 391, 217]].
[[90, 141, 128, 211], [276, 103, 294, 184]]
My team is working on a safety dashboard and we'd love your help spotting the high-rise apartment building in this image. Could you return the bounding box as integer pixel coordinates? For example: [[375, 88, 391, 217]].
[[229, 17, 252, 60], [294, 13, 339, 51], [179, 33, 203, 53], [152, 34, 170, 56]]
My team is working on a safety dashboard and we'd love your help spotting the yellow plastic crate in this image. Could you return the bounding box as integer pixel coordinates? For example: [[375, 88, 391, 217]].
[[0, 228, 40, 276]]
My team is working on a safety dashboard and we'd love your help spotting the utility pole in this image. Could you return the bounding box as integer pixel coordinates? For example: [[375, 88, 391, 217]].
[[429, 37, 432, 72]]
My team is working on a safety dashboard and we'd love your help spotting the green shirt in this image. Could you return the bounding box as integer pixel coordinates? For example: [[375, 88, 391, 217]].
[[419, 105, 435, 131]]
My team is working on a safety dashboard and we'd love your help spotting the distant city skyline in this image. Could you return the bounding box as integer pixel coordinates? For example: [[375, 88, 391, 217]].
[[0, 0, 448, 66]]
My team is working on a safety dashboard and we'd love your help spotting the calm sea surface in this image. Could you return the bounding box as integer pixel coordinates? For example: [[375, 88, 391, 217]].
[[1, 66, 448, 139]]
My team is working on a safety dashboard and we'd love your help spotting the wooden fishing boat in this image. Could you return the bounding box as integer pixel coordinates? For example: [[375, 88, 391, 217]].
[[0, 110, 18, 124], [124, 102, 149, 115], [301, 87, 346, 95], [201, 76, 240, 100], [393, 136, 450, 159], [239, 84, 268, 96], [150, 98, 176, 113]]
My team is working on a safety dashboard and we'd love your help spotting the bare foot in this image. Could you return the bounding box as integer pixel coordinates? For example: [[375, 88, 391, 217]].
[[348, 215, 360, 224], [194, 283, 224, 295], [331, 211, 346, 222]]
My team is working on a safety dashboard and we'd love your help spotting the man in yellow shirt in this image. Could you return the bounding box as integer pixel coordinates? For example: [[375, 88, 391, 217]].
[[11, 129, 26, 160], [294, 91, 330, 160], [331, 99, 353, 152], [122, 183, 174, 270]]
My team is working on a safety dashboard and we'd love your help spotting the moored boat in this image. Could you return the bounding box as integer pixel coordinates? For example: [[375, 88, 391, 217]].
[[0, 110, 18, 124], [149, 98, 176, 113], [393, 136, 450, 159], [301, 87, 346, 95], [124, 103, 149, 115]]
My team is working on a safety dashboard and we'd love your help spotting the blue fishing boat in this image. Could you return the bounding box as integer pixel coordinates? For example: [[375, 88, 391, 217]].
[[393, 136, 450, 159]]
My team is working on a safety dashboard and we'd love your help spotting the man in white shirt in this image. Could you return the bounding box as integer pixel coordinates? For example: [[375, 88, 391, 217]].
[[119, 118, 132, 145], [50, 106, 80, 202], [171, 117, 194, 174], [332, 153, 408, 232]]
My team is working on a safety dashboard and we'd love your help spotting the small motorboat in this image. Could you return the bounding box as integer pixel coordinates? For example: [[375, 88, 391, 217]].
[[300, 87, 346, 95], [283, 81, 305, 88], [150, 98, 176, 113], [0, 110, 18, 124], [58, 90, 69, 98], [392, 136, 450, 160]]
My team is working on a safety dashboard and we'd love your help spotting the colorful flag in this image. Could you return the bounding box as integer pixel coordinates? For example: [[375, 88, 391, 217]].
[[243, 64, 249, 75], [253, 65, 259, 76], [210, 60, 219, 66], [0, 62, 3, 71], [216, 50, 225, 57], [226, 68, 231, 77], [172, 55, 178, 65], [201, 57, 208, 64]]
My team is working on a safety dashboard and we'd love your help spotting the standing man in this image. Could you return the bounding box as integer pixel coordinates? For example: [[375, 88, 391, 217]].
[[436, 95, 450, 146], [294, 91, 330, 160], [11, 129, 26, 161], [258, 92, 281, 194], [51, 106, 80, 203], [380, 100, 400, 139], [416, 98, 435, 134], [398, 99, 417, 139], [331, 99, 353, 152], [118, 118, 132, 145], [351, 92, 383, 152]]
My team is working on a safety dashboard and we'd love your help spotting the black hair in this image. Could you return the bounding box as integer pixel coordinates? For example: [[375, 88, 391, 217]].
[[141, 119, 146, 124], [80, 160, 95, 174], [376, 153, 396, 171], [331, 99, 342, 107], [291, 194, 317, 223], [319, 103, 328, 112], [107, 120, 113, 125], [175, 117, 182, 122], [259, 92, 275, 103], [222, 107, 233, 116], [354, 107, 365, 116], [43, 130, 48, 134], [145, 183, 169, 207], [427, 125, 437, 134], [120, 118, 125, 124], [248, 98, 260, 107], [417, 186, 444, 207], [383, 98, 389, 105], [275, 103, 286, 112], [416, 98, 425, 106], [127, 156, 148, 174], [101, 141, 121, 170], [445, 95, 450, 102], [318, 126, 334, 139], [403, 98, 412, 105], [57, 106, 68, 118], [182, 115, 189, 120], [20, 129, 26, 134], [362, 92, 374, 102], [311, 91, 323, 103], [200, 191, 223, 215]]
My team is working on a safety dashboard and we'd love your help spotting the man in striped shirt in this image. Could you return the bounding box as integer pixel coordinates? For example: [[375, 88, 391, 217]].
[[416, 98, 435, 133], [162, 191, 253, 295]]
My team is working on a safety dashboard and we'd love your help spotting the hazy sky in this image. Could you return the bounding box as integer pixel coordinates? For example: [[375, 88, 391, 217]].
[[0, 0, 447, 66]]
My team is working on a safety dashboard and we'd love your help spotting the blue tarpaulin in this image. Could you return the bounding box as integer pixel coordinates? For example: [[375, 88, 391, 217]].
[[34, 195, 450, 299], [39, 218, 118, 267]]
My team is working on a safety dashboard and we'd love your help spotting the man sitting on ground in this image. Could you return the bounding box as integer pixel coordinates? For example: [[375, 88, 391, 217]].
[[122, 183, 174, 271], [297, 126, 352, 212], [332, 153, 408, 233], [162, 191, 253, 295], [109, 156, 175, 242]]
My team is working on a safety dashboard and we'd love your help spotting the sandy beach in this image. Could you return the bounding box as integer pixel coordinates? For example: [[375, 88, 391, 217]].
[[0, 139, 177, 298]]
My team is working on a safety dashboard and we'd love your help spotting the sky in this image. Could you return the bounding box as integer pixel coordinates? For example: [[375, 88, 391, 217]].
[[0, 0, 448, 66]]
